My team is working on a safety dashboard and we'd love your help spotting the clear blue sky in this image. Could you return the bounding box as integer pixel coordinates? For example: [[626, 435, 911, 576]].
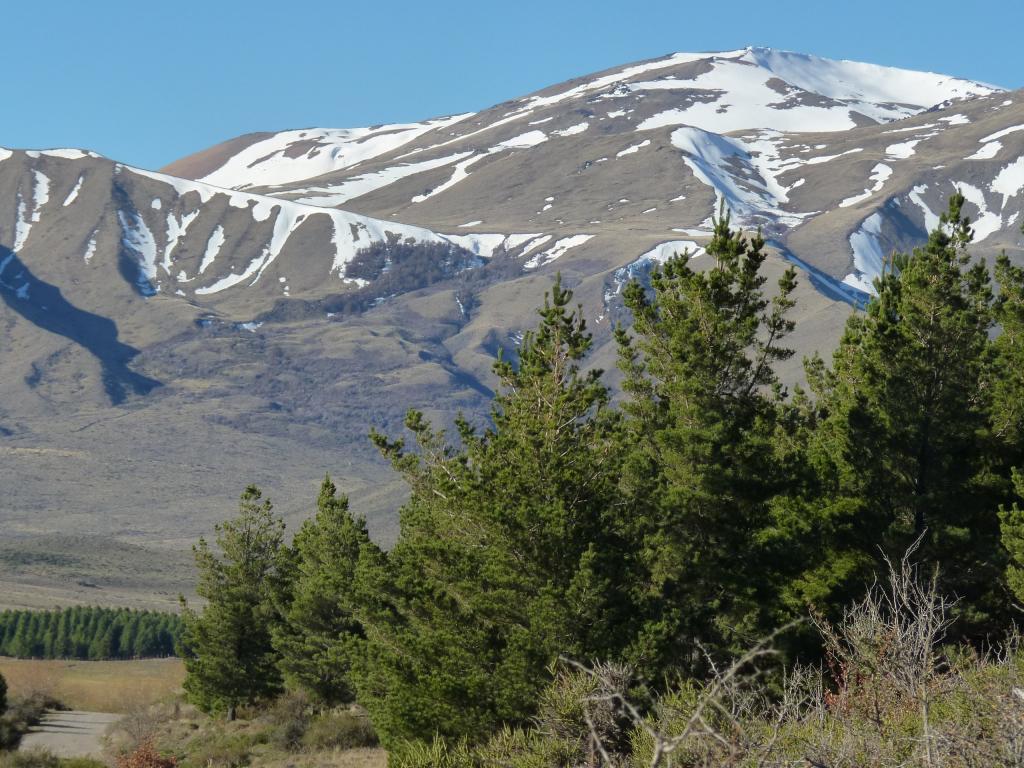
[[2, 0, 1020, 171]]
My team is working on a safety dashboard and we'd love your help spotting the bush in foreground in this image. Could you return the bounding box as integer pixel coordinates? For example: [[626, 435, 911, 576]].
[[391, 553, 1024, 767]]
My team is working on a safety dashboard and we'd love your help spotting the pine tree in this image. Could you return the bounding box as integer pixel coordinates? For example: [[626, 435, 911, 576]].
[[809, 193, 1006, 634], [614, 211, 816, 674], [273, 475, 377, 706], [359, 276, 631, 747], [180, 485, 287, 719]]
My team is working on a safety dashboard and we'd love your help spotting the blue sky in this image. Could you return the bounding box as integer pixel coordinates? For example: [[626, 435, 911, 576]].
[[2, 0, 1021, 170]]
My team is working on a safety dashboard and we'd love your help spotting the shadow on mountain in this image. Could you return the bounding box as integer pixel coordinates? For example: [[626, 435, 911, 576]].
[[0, 246, 161, 404]]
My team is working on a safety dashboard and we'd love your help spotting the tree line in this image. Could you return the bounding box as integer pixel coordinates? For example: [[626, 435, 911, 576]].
[[0, 606, 182, 660], [179, 195, 1024, 752]]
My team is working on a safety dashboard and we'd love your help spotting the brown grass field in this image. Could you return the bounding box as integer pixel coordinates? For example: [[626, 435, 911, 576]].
[[0, 657, 185, 713]]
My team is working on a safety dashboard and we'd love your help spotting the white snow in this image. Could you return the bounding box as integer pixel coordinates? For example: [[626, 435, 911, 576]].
[[940, 114, 970, 125], [39, 148, 96, 160], [443, 233, 507, 258], [553, 122, 589, 137], [459, 220, 483, 228], [954, 181, 1003, 241], [162, 210, 201, 274], [0, 148, 12, 163], [198, 113, 474, 190], [129, 167, 218, 203], [967, 142, 1003, 161], [524, 50, 741, 111], [992, 157, 1024, 208], [839, 163, 893, 208], [523, 234, 594, 270], [613, 240, 706, 293], [118, 209, 159, 294], [670, 127, 810, 226], [517, 235, 553, 256], [13, 171, 51, 252], [494, 130, 548, 149], [617, 139, 651, 158], [982, 125, 1024, 142], [845, 212, 887, 294], [31, 171, 50, 210], [633, 48, 996, 136], [411, 153, 484, 203], [886, 140, 921, 159], [804, 148, 863, 165], [908, 185, 940, 233], [62, 175, 84, 207], [294, 151, 473, 206], [151, 198, 163, 210], [83, 234, 97, 264], [503, 233, 544, 251]]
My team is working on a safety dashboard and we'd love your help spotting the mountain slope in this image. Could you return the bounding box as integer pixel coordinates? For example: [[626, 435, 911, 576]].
[[0, 47, 1021, 608]]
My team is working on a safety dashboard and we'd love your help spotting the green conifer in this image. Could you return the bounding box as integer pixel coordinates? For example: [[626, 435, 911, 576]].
[[180, 485, 286, 719]]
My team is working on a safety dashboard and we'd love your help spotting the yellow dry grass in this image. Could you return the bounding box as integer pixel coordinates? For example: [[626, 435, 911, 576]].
[[252, 748, 387, 768], [0, 657, 185, 713]]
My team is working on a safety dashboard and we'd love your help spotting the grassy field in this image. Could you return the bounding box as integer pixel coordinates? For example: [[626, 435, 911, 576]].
[[0, 657, 185, 713]]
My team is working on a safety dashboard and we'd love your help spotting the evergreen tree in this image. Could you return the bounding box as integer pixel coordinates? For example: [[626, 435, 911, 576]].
[[359, 276, 631, 747], [614, 211, 815, 674], [808, 193, 1006, 634], [180, 485, 286, 719], [273, 475, 377, 706]]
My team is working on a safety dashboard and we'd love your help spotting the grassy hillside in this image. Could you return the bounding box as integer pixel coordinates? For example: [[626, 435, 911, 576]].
[[0, 657, 184, 714]]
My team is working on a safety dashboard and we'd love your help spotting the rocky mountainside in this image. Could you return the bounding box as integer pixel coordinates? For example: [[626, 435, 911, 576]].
[[1, 47, 1021, 606]]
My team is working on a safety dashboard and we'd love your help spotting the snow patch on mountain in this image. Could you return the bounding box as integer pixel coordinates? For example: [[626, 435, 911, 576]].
[[198, 113, 474, 190], [954, 181, 1003, 241], [523, 235, 593, 270], [670, 127, 807, 226], [63, 175, 85, 207], [617, 139, 650, 157], [967, 142, 1003, 161], [118, 209, 159, 295], [840, 164, 893, 208], [908, 185, 941, 233], [845, 212, 887, 294], [13, 171, 51, 252], [199, 226, 225, 275], [294, 152, 473, 207], [992, 158, 1024, 208]]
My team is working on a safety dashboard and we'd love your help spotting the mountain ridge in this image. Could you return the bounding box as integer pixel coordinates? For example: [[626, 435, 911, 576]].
[[0, 46, 1022, 608]]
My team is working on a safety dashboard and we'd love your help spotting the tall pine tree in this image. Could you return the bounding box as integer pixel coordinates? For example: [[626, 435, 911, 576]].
[[614, 212, 815, 675], [808, 193, 1007, 634], [180, 485, 286, 719], [358, 276, 632, 747], [272, 475, 379, 706]]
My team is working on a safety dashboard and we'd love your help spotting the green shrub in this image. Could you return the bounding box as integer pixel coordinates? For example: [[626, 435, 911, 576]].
[[301, 710, 378, 751], [260, 691, 310, 750], [0, 692, 64, 749], [0, 751, 62, 768]]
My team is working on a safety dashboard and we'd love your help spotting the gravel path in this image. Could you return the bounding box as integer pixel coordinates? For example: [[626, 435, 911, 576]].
[[20, 710, 121, 758]]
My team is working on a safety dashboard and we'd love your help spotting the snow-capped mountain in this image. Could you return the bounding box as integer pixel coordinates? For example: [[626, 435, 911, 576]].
[[1, 47, 1022, 600], [161, 47, 1020, 301]]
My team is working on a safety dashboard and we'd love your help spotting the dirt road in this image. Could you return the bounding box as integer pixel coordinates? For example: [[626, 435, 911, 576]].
[[19, 710, 121, 758]]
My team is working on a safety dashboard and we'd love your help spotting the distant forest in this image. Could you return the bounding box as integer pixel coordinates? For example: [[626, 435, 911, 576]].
[[0, 606, 182, 660]]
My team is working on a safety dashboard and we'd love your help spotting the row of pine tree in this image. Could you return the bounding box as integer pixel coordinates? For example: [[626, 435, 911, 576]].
[[179, 195, 1024, 750], [0, 606, 181, 660]]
